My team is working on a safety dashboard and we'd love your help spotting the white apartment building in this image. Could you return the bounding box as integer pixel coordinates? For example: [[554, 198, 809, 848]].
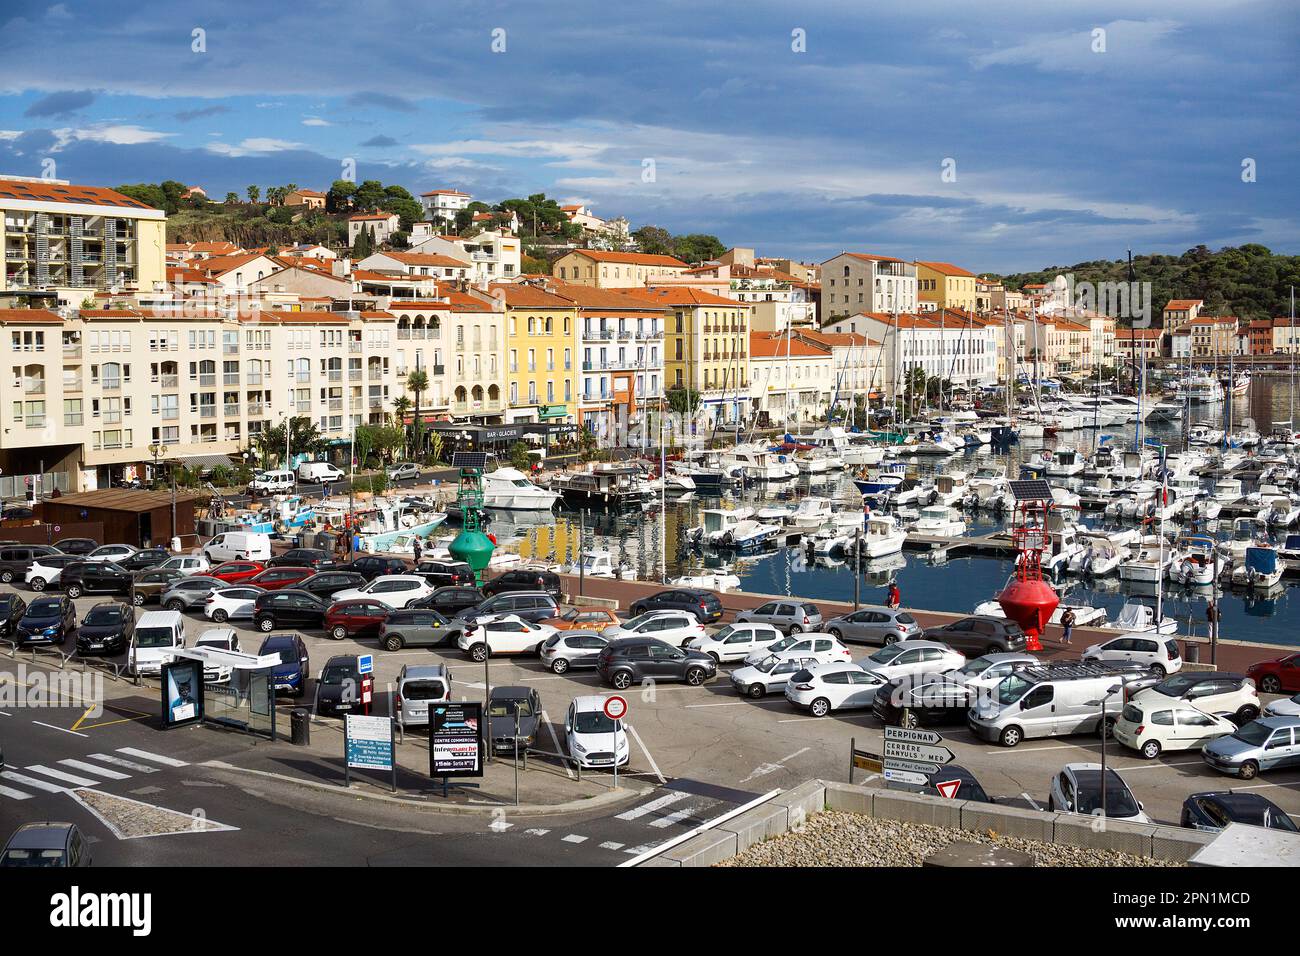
[[748, 331, 836, 425], [407, 229, 521, 286], [826, 311, 998, 400], [821, 253, 918, 320], [347, 211, 400, 247], [419, 189, 472, 226], [356, 251, 472, 285]]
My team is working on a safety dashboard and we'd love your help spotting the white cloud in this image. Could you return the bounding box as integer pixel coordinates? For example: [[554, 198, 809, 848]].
[[971, 19, 1187, 74], [205, 137, 304, 157], [49, 124, 174, 149], [301, 116, 331, 127], [411, 139, 609, 165]]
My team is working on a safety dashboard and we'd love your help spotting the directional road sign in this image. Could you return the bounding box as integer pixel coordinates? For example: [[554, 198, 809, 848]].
[[883, 726, 945, 746], [882, 768, 927, 786], [882, 757, 941, 776], [884, 740, 956, 765]]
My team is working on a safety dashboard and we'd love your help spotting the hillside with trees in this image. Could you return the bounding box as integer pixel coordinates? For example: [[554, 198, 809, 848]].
[[996, 245, 1300, 322]]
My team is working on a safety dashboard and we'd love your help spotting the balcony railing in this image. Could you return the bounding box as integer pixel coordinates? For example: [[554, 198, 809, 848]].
[[296, 372, 311, 383], [349, 341, 362, 352], [101, 378, 122, 392], [159, 374, 179, 389], [247, 402, 265, 416], [328, 398, 343, 411], [433, 364, 445, 375], [368, 397, 384, 409], [198, 374, 216, 387], [199, 406, 217, 419], [22, 379, 45, 395], [63, 344, 82, 359], [328, 370, 343, 382], [368, 369, 383, 380], [223, 403, 240, 417], [349, 369, 362, 382], [295, 401, 311, 413], [223, 373, 240, 386]]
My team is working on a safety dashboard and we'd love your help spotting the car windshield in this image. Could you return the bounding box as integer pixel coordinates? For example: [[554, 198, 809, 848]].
[[320, 665, 356, 685], [958, 656, 994, 677], [26, 599, 61, 617], [1150, 674, 1198, 697], [489, 697, 534, 718], [767, 636, 795, 654], [712, 625, 737, 641], [996, 674, 1035, 705], [135, 627, 174, 649], [869, 645, 906, 664], [1232, 722, 1275, 746], [269, 647, 297, 664], [84, 606, 124, 625], [896, 612, 917, 624], [0, 847, 67, 867], [402, 680, 445, 701], [574, 711, 616, 734], [753, 655, 780, 674], [1073, 771, 1141, 817]]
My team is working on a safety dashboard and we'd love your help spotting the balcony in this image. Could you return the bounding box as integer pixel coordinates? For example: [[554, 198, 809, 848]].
[[246, 373, 264, 386], [161, 408, 179, 421], [100, 378, 122, 392], [350, 398, 363, 411], [198, 374, 216, 388], [223, 344, 239, 355], [247, 402, 265, 416], [199, 406, 217, 419], [349, 341, 362, 353], [223, 373, 240, 386], [349, 369, 362, 382], [63, 378, 82, 394], [328, 398, 343, 411], [296, 372, 311, 384], [22, 378, 45, 395], [328, 370, 343, 382], [368, 397, 385, 409], [223, 403, 240, 417], [63, 344, 82, 359], [159, 374, 179, 389], [433, 364, 445, 375], [368, 369, 384, 381], [295, 401, 311, 413]]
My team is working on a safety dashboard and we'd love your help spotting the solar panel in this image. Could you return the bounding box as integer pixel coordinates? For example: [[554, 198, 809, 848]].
[[452, 451, 488, 469], [1009, 479, 1053, 502]]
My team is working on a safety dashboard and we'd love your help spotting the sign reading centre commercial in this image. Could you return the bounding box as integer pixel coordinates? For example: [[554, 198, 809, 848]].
[[430, 702, 485, 778]]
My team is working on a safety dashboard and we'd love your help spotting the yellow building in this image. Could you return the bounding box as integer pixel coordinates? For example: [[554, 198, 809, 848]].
[[494, 282, 580, 424], [631, 286, 752, 426], [915, 261, 979, 313], [552, 249, 689, 288]]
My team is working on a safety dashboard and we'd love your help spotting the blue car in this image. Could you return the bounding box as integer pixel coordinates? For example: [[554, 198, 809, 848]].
[[258, 633, 310, 697], [15, 596, 76, 646]]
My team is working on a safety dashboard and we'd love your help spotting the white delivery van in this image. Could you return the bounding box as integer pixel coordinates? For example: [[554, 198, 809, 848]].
[[203, 531, 272, 563], [297, 461, 345, 484], [248, 470, 296, 494], [129, 610, 186, 677]]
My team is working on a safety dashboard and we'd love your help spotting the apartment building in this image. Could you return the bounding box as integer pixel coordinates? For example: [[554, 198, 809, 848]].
[[494, 283, 580, 425], [1116, 327, 1165, 365], [794, 329, 883, 401], [406, 229, 521, 285], [1179, 316, 1238, 358], [1162, 298, 1203, 333], [357, 251, 472, 284], [0, 177, 167, 309], [820, 253, 918, 320], [347, 211, 400, 247], [748, 331, 835, 425], [552, 249, 689, 289], [419, 189, 473, 227], [915, 261, 979, 313], [827, 311, 998, 400]]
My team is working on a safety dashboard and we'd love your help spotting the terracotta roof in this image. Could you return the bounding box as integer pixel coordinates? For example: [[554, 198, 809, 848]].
[[0, 308, 61, 324], [1164, 299, 1203, 310], [0, 179, 158, 211], [197, 254, 270, 276], [188, 241, 244, 255], [442, 291, 496, 313], [796, 329, 871, 348], [566, 250, 688, 269], [420, 189, 470, 197], [627, 286, 748, 308], [348, 211, 397, 221], [385, 300, 453, 311], [1121, 329, 1164, 340], [750, 332, 830, 359], [548, 283, 670, 312], [841, 252, 904, 264], [915, 261, 976, 278], [287, 189, 326, 198], [489, 284, 578, 309]]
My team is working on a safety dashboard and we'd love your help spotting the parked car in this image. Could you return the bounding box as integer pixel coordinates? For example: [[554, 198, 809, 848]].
[[82, 544, 138, 565], [248, 566, 316, 592], [1082, 633, 1183, 677], [0, 822, 92, 867], [685, 622, 783, 664], [597, 637, 717, 690], [332, 574, 433, 609], [0, 593, 28, 638], [1180, 791, 1300, 833], [487, 686, 542, 754], [1130, 672, 1261, 724], [52, 538, 99, 557], [387, 462, 420, 481], [412, 586, 486, 617], [629, 588, 724, 624], [323, 599, 391, 641], [15, 596, 77, 646], [60, 561, 135, 599], [203, 585, 265, 623], [74, 602, 134, 656], [341, 555, 409, 581], [743, 632, 853, 666], [921, 765, 995, 804], [208, 561, 266, 585], [127, 611, 185, 677], [455, 591, 559, 626], [539, 632, 609, 674], [247, 470, 296, 495], [377, 608, 455, 650], [566, 695, 629, 768], [950, 653, 1038, 692], [785, 662, 887, 716], [457, 614, 556, 662], [314, 655, 366, 717], [202, 531, 272, 563], [259, 633, 310, 696], [542, 606, 622, 633], [0, 545, 61, 584], [24, 554, 80, 591], [730, 652, 822, 699], [872, 675, 973, 727], [1113, 698, 1237, 759], [266, 548, 338, 571], [735, 600, 823, 635], [160, 575, 229, 612], [602, 611, 707, 648], [1246, 651, 1300, 696], [194, 628, 240, 683], [481, 566, 563, 600], [923, 615, 1028, 656], [1201, 715, 1300, 779], [1264, 692, 1300, 718], [394, 664, 451, 728], [130, 567, 183, 606], [824, 606, 922, 646], [1048, 763, 1151, 823], [296, 570, 368, 602], [156, 555, 210, 576], [967, 660, 1143, 748], [858, 640, 966, 681], [297, 461, 345, 484], [115, 548, 172, 573], [412, 559, 474, 589], [253, 589, 329, 632]]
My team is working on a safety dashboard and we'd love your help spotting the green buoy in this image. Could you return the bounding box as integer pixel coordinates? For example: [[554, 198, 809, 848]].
[[448, 455, 495, 584]]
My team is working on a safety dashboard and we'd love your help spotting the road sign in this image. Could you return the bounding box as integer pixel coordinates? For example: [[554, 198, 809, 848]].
[[883, 740, 955, 765], [883, 757, 941, 775], [883, 767, 927, 786], [852, 749, 883, 774], [936, 779, 962, 799], [345, 714, 393, 771], [358, 654, 374, 675], [603, 695, 628, 721], [883, 726, 945, 746]]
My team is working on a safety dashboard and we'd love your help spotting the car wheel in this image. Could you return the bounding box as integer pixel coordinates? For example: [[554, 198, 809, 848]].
[[132, 591, 146, 606], [29, 577, 45, 592], [469, 643, 488, 663], [331, 625, 349, 641], [707, 652, 721, 665], [257, 617, 274, 633], [685, 667, 706, 686], [630, 604, 644, 617], [902, 709, 920, 730], [1141, 739, 1162, 760], [1260, 675, 1282, 694], [1097, 716, 1116, 739], [611, 670, 633, 690], [789, 624, 803, 635], [747, 683, 765, 699], [1149, 663, 1166, 677], [999, 725, 1022, 747], [66, 584, 83, 599], [551, 658, 570, 675], [165, 598, 183, 611], [1048, 797, 1057, 812], [1238, 760, 1259, 781], [986, 644, 1002, 656], [1235, 705, 1259, 723], [810, 697, 831, 718], [0, 570, 11, 584], [883, 633, 899, 645], [212, 609, 228, 623], [384, 635, 403, 651]]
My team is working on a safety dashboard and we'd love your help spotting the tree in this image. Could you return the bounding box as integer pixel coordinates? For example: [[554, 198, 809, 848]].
[[353, 179, 387, 210], [326, 179, 357, 212], [159, 180, 188, 214], [352, 225, 374, 259], [405, 368, 429, 459], [666, 386, 702, 416], [673, 233, 725, 264], [632, 226, 674, 256], [246, 185, 261, 203], [391, 395, 412, 438], [115, 183, 168, 211], [224, 192, 240, 205], [455, 202, 491, 234]]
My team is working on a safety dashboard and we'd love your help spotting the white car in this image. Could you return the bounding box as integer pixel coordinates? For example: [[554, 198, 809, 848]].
[[1048, 763, 1152, 823], [1264, 692, 1300, 718], [784, 662, 888, 717], [730, 653, 822, 699], [603, 611, 706, 648], [1114, 698, 1238, 759], [951, 653, 1037, 691], [158, 554, 210, 576], [743, 631, 851, 666], [686, 622, 784, 663], [1083, 633, 1183, 677], [194, 627, 241, 683], [25, 555, 81, 591], [457, 614, 556, 661], [203, 585, 265, 623], [565, 695, 629, 769], [84, 543, 138, 564], [858, 640, 965, 681], [332, 574, 433, 609]]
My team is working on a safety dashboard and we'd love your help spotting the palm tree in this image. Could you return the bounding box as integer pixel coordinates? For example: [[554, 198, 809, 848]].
[[405, 368, 429, 460], [391, 395, 413, 455]]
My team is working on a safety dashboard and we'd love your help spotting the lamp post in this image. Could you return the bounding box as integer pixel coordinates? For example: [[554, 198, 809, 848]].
[[1088, 683, 1122, 819]]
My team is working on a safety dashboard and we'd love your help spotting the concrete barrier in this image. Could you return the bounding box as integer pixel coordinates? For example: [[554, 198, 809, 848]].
[[1155, 827, 1217, 863], [870, 790, 965, 829], [654, 826, 738, 867], [770, 780, 826, 829], [719, 802, 790, 852], [961, 803, 1056, 842], [1052, 813, 1157, 857], [566, 594, 620, 610]]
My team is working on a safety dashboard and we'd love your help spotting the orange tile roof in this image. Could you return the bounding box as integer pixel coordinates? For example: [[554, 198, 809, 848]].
[[548, 282, 670, 312], [197, 253, 270, 275], [0, 179, 157, 211], [385, 300, 453, 311], [0, 308, 62, 323], [842, 252, 904, 264], [567, 250, 688, 268], [349, 211, 397, 221], [629, 286, 748, 308], [420, 189, 470, 197], [442, 291, 496, 313], [489, 284, 578, 309], [188, 241, 244, 255], [749, 331, 830, 359], [915, 260, 976, 278], [1164, 299, 1203, 310], [797, 329, 871, 348]]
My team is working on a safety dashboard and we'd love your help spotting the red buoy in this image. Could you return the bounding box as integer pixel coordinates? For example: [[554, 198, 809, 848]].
[[997, 500, 1057, 652]]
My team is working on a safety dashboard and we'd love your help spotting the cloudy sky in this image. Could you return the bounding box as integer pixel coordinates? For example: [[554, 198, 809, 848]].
[[0, 0, 1296, 271]]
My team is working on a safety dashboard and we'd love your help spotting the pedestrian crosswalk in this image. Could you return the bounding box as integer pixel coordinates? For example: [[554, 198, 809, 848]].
[[0, 748, 188, 800]]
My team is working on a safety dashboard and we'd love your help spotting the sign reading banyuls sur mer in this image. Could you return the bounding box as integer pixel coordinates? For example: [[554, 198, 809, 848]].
[[430, 701, 484, 778]]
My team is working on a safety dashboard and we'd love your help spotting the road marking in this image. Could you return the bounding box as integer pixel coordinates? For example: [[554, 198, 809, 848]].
[[86, 753, 159, 774], [626, 723, 666, 784], [0, 783, 33, 800], [31, 720, 88, 738], [624, 843, 654, 855], [561, 834, 588, 844], [524, 828, 551, 837], [616, 791, 689, 821], [117, 748, 188, 768], [740, 746, 810, 783], [489, 819, 513, 832], [539, 709, 574, 780], [58, 759, 130, 780], [0, 709, 11, 717], [25, 764, 99, 786], [684, 701, 750, 709], [649, 805, 701, 829], [1117, 759, 1203, 771], [776, 716, 823, 723], [600, 841, 625, 850], [0, 770, 72, 793]]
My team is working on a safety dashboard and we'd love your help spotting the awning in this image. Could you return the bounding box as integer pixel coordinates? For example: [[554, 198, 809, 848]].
[[168, 453, 236, 468]]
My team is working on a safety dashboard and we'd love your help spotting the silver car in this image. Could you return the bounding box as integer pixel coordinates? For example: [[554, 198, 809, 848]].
[[388, 462, 420, 481], [539, 631, 608, 674], [1202, 716, 1300, 780], [735, 600, 823, 635], [395, 663, 451, 728], [160, 575, 229, 611], [825, 605, 921, 646]]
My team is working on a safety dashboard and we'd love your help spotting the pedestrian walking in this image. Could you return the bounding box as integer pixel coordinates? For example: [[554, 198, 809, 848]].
[[887, 581, 901, 610], [1061, 607, 1076, 645], [413, 537, 423, 563]]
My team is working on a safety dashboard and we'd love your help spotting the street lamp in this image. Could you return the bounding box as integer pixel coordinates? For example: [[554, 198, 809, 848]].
[[149, 441, 176, 546], [1087, 683, 1122, 819]]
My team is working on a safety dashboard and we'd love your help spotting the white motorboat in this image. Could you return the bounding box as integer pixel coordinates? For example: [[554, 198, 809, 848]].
[[685, 507, 755, 546], [931, 471, 969, 507], [1175, 373, 1224, 404], [1100, 602, 1178, 635], [564, 549, 636, 580], [1187, 423, 1225, 446], [1230, 545, 1284, 590], [1118, 538, 1173, 584], [1066, 536, 1125, 576], [481, 467, 563, 511], [805, 427, 885, 467], [1259, 495, 1300, 528], [911, 505, 966, 537], [784, 497, 833, 529], [858, 513, 907, 557], [1212, 477, 1244, 504], [726, 446, 799, 482], [1167, 535, 1217, 587], [1145, 399, 1184, 423], [796, 449, 844, 474], [672, 568, 742, 592]]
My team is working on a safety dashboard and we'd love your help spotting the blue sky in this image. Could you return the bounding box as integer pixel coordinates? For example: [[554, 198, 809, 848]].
[[0, 0, 1296, 272]]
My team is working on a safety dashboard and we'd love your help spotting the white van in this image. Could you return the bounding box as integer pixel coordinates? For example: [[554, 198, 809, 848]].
[[248, 470, 296, 494], [297, 461, 345, 484], [130, 610, 186, 677], [203, 531, 272, 563]]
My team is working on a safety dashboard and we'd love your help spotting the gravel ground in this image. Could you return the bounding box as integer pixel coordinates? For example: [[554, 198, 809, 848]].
[[718, 811, 1184, 867]]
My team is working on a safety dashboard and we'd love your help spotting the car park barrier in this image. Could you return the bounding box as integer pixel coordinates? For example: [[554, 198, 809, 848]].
[[4, 639, 73, 669], [75, 654, 126, 682]]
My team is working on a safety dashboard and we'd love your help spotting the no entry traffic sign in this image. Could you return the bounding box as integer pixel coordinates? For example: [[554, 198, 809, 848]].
[[604, 695, 628, 721]]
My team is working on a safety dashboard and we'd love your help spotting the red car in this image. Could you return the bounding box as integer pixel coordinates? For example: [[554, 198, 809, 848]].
[[209, 561, 265, 584], [249, 567, 316, 591], [1248, 652, 1300, 695], [324, 598, 391, 641]]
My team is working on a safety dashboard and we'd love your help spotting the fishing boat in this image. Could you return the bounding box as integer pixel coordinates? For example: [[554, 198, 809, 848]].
[[1118, 537, 1173, 584], [911, 505, 966, 537], [718, 518, 783, 552], [857, 513, 907, 557], [853, 461, 907, 497], [1167, 535, 1217, 586], [1231, 545, 1283, 590], [481, 467, 562, 511], [784, 496, 834, 530]]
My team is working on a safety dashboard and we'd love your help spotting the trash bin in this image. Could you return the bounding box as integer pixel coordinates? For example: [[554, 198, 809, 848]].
[[290, 708, 310, 746], [1184, 640, 1200, 664]]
